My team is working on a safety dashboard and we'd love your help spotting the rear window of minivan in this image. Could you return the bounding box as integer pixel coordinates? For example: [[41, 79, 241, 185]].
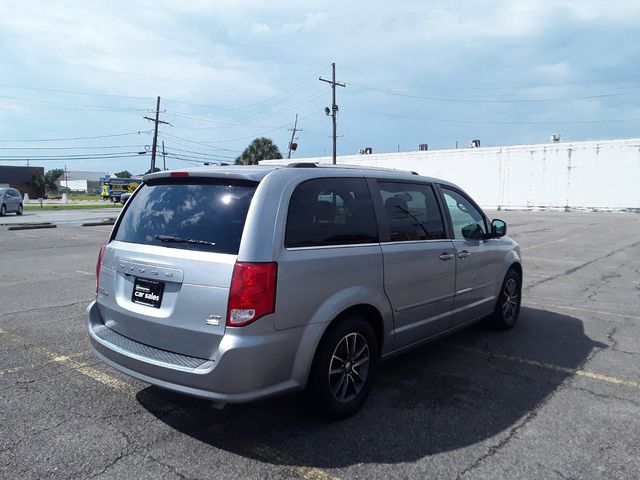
[[114, 177, 257, 254]]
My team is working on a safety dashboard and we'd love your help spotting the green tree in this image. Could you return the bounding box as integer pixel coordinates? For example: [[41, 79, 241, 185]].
[[114, 170, 132, 178], [43, 168, 64, 193], [31, 172, 46, 196], [235, 137, 282, 165]]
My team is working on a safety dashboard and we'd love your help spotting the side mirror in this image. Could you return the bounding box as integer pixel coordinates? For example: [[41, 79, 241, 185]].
[[461, 223, 485, 240], [491, 219, 507, 238]]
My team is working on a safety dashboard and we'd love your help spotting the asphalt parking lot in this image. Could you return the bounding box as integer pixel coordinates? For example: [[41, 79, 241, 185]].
[[1, 210, 639, 480]]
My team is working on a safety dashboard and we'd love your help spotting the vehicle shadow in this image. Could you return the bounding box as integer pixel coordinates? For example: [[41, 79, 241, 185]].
[[137, 307, 606, 467]]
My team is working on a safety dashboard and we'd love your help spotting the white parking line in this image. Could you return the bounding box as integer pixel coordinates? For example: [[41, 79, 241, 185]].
[[522, 237, 570, 251], [75, 270, 94, 276]]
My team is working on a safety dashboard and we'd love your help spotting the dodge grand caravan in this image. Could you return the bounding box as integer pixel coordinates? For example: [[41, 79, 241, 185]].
[[87, 164, 522, 418]]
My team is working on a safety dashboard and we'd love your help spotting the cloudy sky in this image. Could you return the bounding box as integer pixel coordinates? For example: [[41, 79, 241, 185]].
[[0, 0, 639, 174]]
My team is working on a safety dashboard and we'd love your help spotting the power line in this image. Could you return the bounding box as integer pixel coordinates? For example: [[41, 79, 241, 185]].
[[347, 82, 640, 103], [158, 132, 241, 152], [163, 111, 283, 129], [236, 89, 326, 124], [156, 135, 240, 154], [0, 83, 154, 100], [160, 66, 329, 113], [0, 144, 146, 150], [0, 154, 148, 162], [0, 131, 151, 143], [162, 146, 234, 159], [341, 66, 640, 91], [0, 151, 146, 159], [162, 109, 324, 145], [342, 105, 640, 125], [0, 94, 148, 111]]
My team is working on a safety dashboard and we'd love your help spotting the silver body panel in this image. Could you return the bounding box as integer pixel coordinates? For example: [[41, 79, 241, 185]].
[[1, 188, 22, 213], [88, 165, 521, 403]]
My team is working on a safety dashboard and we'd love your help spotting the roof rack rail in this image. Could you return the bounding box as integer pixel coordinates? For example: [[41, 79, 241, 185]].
[[287, 162, 317, 168]]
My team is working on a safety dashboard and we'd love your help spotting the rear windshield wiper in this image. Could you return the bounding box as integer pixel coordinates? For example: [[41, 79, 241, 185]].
[[154, 235, 216, 246]]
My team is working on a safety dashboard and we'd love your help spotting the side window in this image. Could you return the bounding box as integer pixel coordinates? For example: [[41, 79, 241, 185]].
[[377, 182, 446, 241], [285, 178, 378, 248], [441, 187, 487, 240]]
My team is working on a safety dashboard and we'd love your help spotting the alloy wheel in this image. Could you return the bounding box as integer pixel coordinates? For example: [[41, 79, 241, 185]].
[[328, 332, 370, 403], [501, 278, 519, 324]]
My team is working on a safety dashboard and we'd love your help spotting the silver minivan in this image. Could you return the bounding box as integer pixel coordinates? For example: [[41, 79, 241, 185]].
[[87, 164, 522, 418]]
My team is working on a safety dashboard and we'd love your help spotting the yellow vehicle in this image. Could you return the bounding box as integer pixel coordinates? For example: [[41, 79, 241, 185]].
[[99, 178, 142, 202]]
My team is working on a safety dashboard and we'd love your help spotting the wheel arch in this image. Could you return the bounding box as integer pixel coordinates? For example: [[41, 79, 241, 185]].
[[509, 261, 522, 279], [293, 302, 387, 388]]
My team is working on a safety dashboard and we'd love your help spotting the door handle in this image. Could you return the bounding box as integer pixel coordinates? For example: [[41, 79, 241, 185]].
[[458, 250, 471, 259], [439, 252, 455, 261]]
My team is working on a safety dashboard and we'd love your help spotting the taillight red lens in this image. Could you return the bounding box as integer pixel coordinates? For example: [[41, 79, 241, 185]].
[[96, 245, 106, 294], [227, 262, 277, 327], [170, 172, 189, 177]]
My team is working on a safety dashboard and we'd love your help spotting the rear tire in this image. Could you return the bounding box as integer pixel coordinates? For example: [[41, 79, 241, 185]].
[[306, 316, 379, 419], [16, 204, 23, 215], [0, 204, 5, 216], [487, 269, 521, 330]]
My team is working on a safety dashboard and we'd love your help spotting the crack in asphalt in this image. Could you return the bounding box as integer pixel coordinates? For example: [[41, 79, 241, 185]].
[[454, 395, 552, 479], [0, 417, 75, 455], [565, 384, 640, 408], [526, 240, 640, 289], [0, 301, 88, 320]]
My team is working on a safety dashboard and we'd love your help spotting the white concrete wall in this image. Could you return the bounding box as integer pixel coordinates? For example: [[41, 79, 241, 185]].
[[264, 138, 640, 210]]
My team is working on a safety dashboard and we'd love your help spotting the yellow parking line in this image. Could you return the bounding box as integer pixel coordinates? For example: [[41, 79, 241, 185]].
[[524, 301, 640, 321], [0, 327, 340, 480], [0, 351, 89, 377], [454, 344, 640, 391], [0, 327, 139, 397]]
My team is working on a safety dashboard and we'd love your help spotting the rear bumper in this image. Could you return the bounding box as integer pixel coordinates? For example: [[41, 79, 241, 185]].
[[86, 301, 310, 403]]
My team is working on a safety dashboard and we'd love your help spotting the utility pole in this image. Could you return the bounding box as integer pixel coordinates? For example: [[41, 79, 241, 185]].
[[143, 96, 170, 172], [287, 114, 303, 159], [319, 63, 345, 164], [161, 141, 167, 170]]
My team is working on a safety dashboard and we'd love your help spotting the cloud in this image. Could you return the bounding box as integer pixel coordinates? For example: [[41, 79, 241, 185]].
[[280, 12, 329, 34], [535, 62, 571, 78]]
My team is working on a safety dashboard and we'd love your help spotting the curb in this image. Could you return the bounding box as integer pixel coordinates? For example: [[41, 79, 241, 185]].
[[81, 219, 116, 227], [8, 224, 57, 231]]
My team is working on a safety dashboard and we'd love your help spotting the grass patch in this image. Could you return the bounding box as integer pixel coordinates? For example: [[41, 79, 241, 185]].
[[68, 194, 103, 201], [24, 204, 122, 211]]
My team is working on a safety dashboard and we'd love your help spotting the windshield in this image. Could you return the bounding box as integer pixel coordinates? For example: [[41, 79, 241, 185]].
[[114, 177, 258, 254]]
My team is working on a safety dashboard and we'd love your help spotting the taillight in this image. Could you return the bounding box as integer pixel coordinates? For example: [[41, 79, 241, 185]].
[[227, 262, 277, 327], [96, 245, 106, 294]]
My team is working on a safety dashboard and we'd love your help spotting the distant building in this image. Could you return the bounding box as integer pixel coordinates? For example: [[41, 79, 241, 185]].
[[55, 170, 107, 194], [0, 165, 45, 197], [262, 137, 640, 211]]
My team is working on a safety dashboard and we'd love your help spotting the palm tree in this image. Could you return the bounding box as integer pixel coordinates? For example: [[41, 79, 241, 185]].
[[235, 137, 282, 165]]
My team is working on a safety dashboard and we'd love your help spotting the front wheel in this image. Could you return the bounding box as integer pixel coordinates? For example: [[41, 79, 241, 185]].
[[0, 204, 5, 216], [16, 204, 23, 215], [306, 316, 379, 419], [487, 269, 521, 330]]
